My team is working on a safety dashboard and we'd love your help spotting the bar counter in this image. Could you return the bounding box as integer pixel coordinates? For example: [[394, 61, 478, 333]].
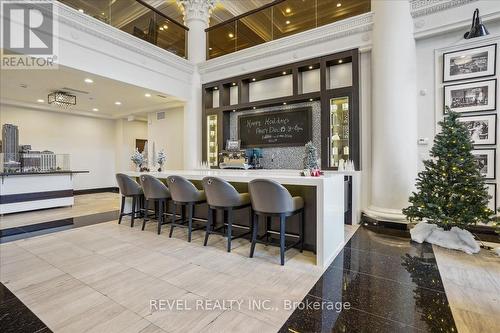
[[125, 169, 357, 268]]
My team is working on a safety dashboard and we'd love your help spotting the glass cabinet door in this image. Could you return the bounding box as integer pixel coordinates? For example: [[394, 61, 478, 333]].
[[206, 114, 218, 167], [328, 96, 350, 168]]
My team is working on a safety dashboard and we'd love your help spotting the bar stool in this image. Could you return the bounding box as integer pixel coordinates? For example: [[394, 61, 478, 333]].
[[248, 179, 305, 265], [202, 176, 252, 252], [167, 175, 207, 242], [116, 173, 143, 228], [140, 174, 171, 234]]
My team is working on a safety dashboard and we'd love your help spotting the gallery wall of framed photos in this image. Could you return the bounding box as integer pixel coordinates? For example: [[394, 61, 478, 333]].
[[436, 36, 499, 214]]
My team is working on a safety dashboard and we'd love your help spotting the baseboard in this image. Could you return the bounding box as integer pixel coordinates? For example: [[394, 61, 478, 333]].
[[74, 187, 119, 195]]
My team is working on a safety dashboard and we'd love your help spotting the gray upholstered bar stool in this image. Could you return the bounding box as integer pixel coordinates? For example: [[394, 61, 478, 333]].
[[140, 174, 171, 234], [116, 173, 144, 228], [202, 176, 252, 252], [167, 175, 207, 242], [248, 179, 305, 265]]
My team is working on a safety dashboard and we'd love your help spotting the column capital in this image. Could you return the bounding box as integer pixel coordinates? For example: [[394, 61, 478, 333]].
[[177, 0, 215, 26]]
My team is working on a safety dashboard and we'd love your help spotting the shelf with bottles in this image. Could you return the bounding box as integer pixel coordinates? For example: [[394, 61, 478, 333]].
[[206, 114, 218, 167]]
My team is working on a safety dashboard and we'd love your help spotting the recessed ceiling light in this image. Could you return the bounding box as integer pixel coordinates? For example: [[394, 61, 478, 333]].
[[232, 82, 236, 86], [78, 8, 84, 13], [309, 98, 313, 101], [213, 86, 218, 90], [282, 71, 287, 75], [285, 8, 291, 13], [232, 109, 236, 112], [37, 99, 44, 103], [209, 47, 213, 50], [253, 106, 256, 109], [84, 78, 93, 83], [115, 101, 122, 105], [286, 20, 290, 24], [92, 108, 99, 112], [228, 33, 234, 38], [283, 102, 287, 105], [163, 25, 168, 29], [159, 27, 164, 31], [338, 59, 343, 63], [308, 65, 313, 69], [252, 78, 256, 81], [337, 3, 341, 7], [145, 93, 151, 97]]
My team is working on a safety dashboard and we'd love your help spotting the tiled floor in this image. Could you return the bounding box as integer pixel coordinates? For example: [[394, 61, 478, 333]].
[[0, 192, 121, 230], [0, 215, 358, 332]]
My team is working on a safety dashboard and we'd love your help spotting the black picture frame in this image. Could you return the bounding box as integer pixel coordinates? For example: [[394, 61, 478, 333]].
[[443, 79, 497, 114], [457, 114, 497, 146], [443, 44, 497, 83], [486, 183, 497, 213], [472, 148, 496, 180]]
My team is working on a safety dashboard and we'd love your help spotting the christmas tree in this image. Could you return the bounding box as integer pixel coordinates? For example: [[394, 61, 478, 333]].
[[403, 109, 493, 230], [303, 141, 319, 170]]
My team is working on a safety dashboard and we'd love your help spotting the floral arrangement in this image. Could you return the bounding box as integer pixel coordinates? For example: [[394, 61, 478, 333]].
[[131, 148, 145, 168], [156, 150, 166, 171]]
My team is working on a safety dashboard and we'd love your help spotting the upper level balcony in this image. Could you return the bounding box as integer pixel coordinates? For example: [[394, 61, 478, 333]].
[[206, 0, 371, 59], [58, 0, 188, 58]]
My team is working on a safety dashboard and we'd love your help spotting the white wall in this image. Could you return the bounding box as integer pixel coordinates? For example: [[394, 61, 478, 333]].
[[115, 119, 148, 172], [147, 108, 185, 170], [0, 105, 147, 190]]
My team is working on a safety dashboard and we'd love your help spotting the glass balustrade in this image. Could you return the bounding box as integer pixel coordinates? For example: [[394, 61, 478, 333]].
[[58, 0, 188, 58], [206, 0, 370, 59]]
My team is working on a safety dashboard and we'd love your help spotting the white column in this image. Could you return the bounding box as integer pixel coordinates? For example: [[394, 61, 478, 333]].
[[177, 0, 215, 169], [365, 0, 418, 222]]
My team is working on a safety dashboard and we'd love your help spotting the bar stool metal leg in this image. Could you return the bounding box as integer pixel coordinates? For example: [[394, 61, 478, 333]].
[[131, 196, 137, 228], [250, 213, 259, 258], [226, 208, 233, 252], [279, 213, 286, 265], [142, 199, 149, 231], [187, 204, 194, 242], [118, 195, 125, 224], [157, 199, 164, 235], [203, 207, 213, 246], [300, 210, 305, 252], [169, 202, 176, 238], [265, 216, 271, 245]]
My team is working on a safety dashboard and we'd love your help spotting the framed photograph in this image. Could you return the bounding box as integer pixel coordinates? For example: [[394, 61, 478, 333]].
[[458, 114, 497, 145], [444, 79, 496, 113], [486, 183, 497, 213], [472, 148, 496, 180], [443, 44, 496, 82]]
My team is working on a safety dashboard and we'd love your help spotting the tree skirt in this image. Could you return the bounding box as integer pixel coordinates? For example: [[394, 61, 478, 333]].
[[410, 222, 480, 254]]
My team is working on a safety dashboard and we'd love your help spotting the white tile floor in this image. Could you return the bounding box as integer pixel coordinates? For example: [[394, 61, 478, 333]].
[[0, 216, 359, 333]]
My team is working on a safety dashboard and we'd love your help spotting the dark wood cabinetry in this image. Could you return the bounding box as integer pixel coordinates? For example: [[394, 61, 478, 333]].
[[202, 49, 360, 170]]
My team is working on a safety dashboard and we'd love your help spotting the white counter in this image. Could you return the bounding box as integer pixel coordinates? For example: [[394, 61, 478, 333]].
[[124, 169, 358, 269]]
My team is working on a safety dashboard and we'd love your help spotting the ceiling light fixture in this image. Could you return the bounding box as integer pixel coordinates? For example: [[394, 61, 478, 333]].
[[84, 78, 93, 83], [253, 106, 256, 109], [309, 98, 313, 101], [252, 78, 256, 81], [285, 8, 291, 13], [213, 86, 218, 90], [37, 99, 44, 103], [286, 20, 290, 24], [337, 3, 341, 7], [209, 47, 213, 50], [308, 65, 313, 69], [115, 101, 122, 105], [283, 102, 287, 105], [282, 71, 287, 75], [228, 33, 234, 38], [48, 91, 76, 108], [159, 27, 164, 31], [163, 24, 168, 29], [78, 8, 84, 13], [338, 59, 343, 63], [232, 82, 236, 86], [145, 93, 151, 97], [92, 108, 99, 112]]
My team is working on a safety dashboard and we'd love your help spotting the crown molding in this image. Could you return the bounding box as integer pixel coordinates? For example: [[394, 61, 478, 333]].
[[53, 1, 195, 76], [198, 12, 373, 76], [410, 0, 478, 18]]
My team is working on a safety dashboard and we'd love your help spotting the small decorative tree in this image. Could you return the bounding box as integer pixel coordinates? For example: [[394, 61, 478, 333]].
[[130, 148, 145, 170], [156, 150, 166, 172], [303, 141, 319, 171], [403, 109, 493, 230]]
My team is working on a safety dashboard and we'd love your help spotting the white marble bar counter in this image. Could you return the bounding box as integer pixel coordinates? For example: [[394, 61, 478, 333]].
[[124, 169, 358, 269]]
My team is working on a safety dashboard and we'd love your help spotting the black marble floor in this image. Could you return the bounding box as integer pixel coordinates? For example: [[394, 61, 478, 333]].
[[279, 225, 457, 333], [0, 283, 52, 333], [0, 210, 119, 243]]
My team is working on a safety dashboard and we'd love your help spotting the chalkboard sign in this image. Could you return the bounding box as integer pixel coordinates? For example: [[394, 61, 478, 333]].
[[238, 108, 312, 148]]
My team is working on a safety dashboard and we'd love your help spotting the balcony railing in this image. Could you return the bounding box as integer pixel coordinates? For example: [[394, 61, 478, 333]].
[[59, 0, 188, 58], [206, 0, 370, 59]]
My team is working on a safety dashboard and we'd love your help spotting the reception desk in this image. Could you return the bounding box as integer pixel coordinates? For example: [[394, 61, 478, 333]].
[[0, 171, 88, 215], [124, 169, 358, 268]]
